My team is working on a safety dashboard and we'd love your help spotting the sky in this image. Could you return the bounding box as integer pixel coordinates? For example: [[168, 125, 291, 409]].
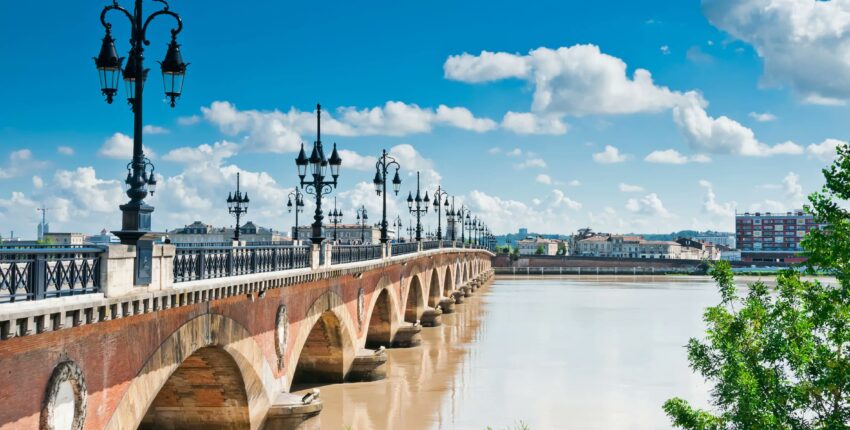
[[0, 0, 847, 238]]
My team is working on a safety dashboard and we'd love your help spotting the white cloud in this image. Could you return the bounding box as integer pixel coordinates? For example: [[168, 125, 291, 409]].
[[0, 149, 49, 179], [807, 138, 846, 162], [703, 0, 850, 103], [673, 93, 804, 156], [644, 149, 711, 164], [488, 147, 502, 155], [142, 125, 169, 135], [593, 145, 627, 164], [619, 183, 644, 193], [177, 115, 201, 125], [515, 157, 547, 169], [748, 112, 776, 122], [57, 146, 74, 155], [445, 45, 688, 116], [435, 105, 498, 132], [501, 112, 568, 135], [53, 167, 125, 214], [507, 148, 522, 157], [660, 45, 671, 55], [465, 189, 579, 234], [389, 144, 442, 189], [551, 189, 582, 210], [749, 172, 807, 212], [443, 51, 531, 83], [626, 193, 672, 218], [536, 174, 553, 184], [163, 141, 240, 164], [337, 149, 377, 172], [699, 180, 736, 218], [567, 179, 581, 187], [99, 132, 156, 159], [32, 176, 43, 189]]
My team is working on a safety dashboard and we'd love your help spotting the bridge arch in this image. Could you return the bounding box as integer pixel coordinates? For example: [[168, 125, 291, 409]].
[[289, 290, 358, 386], [443, 265, 455, 296], [365, 277, 401, 349], [404, 274, 426, 323], [427, 267, 442, 307], [105, 314, 276, 430]]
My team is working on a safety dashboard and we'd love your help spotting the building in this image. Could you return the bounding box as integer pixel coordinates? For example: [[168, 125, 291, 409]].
[[517, 237, 560, 255], [294, 224, 385, 244], [86, 229, 119, 245], [168, 221, 287, 244], [693, 232, 736, 249], [735, 210, 818, 263], [43, 233, 86, 245], [576, 235, 721, 260]]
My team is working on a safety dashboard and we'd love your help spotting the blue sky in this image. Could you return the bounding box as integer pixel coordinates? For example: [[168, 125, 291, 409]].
[[0, 0, 846, 238]]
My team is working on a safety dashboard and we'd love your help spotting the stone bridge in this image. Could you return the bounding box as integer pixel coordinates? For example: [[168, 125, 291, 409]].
[[0, 243, 493, 430]]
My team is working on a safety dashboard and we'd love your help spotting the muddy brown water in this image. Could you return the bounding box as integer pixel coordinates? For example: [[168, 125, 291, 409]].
[[297, 277, 724, 430]]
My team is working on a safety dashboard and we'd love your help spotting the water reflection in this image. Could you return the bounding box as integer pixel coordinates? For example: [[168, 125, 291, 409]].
[[303, 277, 722, 430]]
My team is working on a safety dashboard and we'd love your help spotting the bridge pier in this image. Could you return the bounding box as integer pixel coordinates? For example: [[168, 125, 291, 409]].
[[392, 323, 422, 348], [438, 297, 455, 314], [345, 348, 388, 382], [452, 290, 465, 304], [263, 393, 322, 430], [420, 306, 443, 327]]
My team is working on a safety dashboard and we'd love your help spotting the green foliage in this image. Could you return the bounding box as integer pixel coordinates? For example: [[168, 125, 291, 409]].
[[485, 421, 530, 430], [665, 143, 850, 429], [535, 245, 545, 255], [557, 241, 567, 256], [36, 237, 54, 245]]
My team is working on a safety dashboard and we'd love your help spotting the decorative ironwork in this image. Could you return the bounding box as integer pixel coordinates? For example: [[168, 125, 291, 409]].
[[331, 245, 382, 265], [0, 247, 103, 303], [422, 241, 440, 251], [173, 245, 310, 283], [391, 242, 418, 256]]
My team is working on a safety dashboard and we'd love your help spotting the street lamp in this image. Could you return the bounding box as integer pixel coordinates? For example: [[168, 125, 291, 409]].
[[356, 205, 368, 243], [295, 104, 342, 245], [445, 196, 458, 241], [406, 172, 430, 242], [227, 173, 249, 241], [372, 149, 402, 244], [458, 206, 472, 244], [329, 197, 343, 242], [286, 187, 305, 241], [432, 187, 449, 241], [96, 0, 188, 245], [392, 215, 403, 242]]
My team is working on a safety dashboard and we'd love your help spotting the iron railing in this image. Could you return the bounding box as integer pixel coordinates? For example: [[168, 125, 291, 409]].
[[493, 266, 696, 276], [422, 241, 440, 251], [173, 245, 311, 283], [0, 247, 104, 303], [440, 240, 455, 248], [392, 242, 418, 256], [331, 245, 382, 265]]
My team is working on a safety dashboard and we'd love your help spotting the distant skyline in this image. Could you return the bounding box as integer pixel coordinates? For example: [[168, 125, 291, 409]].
[[0, 0, 846, 238]]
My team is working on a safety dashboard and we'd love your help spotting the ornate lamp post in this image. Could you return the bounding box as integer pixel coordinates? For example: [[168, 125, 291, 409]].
[[392, 215, 403, 242], [445, 196, 458, 241], [432, 187, 449, 240], [95, 0, 188, 245], [227, 173, 249, 241], [286, 187, 305, 241], [458, 206, 472, 244], [328, 197, 343, 242], [406, 172, 430, 242], [406, 223, 414, 242], [356, 206, 368, 243], [477, 220, 486, 247], [295, 104, 342, 245], [372, 150, 402, 244]]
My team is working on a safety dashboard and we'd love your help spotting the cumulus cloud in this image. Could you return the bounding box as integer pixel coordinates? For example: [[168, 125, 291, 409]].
[[703, 0, 850, 103], [619, 183, 644, 193], [748, 112, 776, 122], [749, 172, 807, 212], [465, 188, 580, 233], [807, 138, 847, 162], [57, 146, 75, 155], [626, 193, 672, 218], [645, 149, 711, 164], [699, 180, 736, 217], [338, 149, 378, 172], [32, 176, 43, 189], [142, 125, 169, 135], [0, 149, 49, 179], [177, 115, 201, 125], [515, 156, 547, 169], [507, 148, 522, 157], [99, 132, 157, 159], [501, 112, 568, 135], [200, 101, 496, 154], [443, 51, 531, 82], [593, 145, 627, 164], [673, 93, 804, 156], [536, 174, 553, 184]]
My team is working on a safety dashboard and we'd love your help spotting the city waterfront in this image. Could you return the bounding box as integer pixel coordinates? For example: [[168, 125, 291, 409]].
[[304, 277, 719, 430]]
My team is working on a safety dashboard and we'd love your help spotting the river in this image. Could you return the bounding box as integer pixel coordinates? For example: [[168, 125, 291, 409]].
[[307, 277, 720, 430]]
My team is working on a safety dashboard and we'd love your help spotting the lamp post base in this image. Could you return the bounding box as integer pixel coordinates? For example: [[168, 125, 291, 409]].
[[114, 202, 154, 246]]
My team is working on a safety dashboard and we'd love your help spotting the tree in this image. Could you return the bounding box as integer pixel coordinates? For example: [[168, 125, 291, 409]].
[[664, 143, 850, 429], [535, 245, 545, 255], [557, 241, 567, 256]]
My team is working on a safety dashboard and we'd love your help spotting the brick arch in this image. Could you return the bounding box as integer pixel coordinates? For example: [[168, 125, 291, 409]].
[[427, 267, 442, 307], [364, 276, 401, 349], [443, 265, 455, 296], [287, 290, 358, 387], [404, 274, 426, 323], [105, 314, 276, 430]]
